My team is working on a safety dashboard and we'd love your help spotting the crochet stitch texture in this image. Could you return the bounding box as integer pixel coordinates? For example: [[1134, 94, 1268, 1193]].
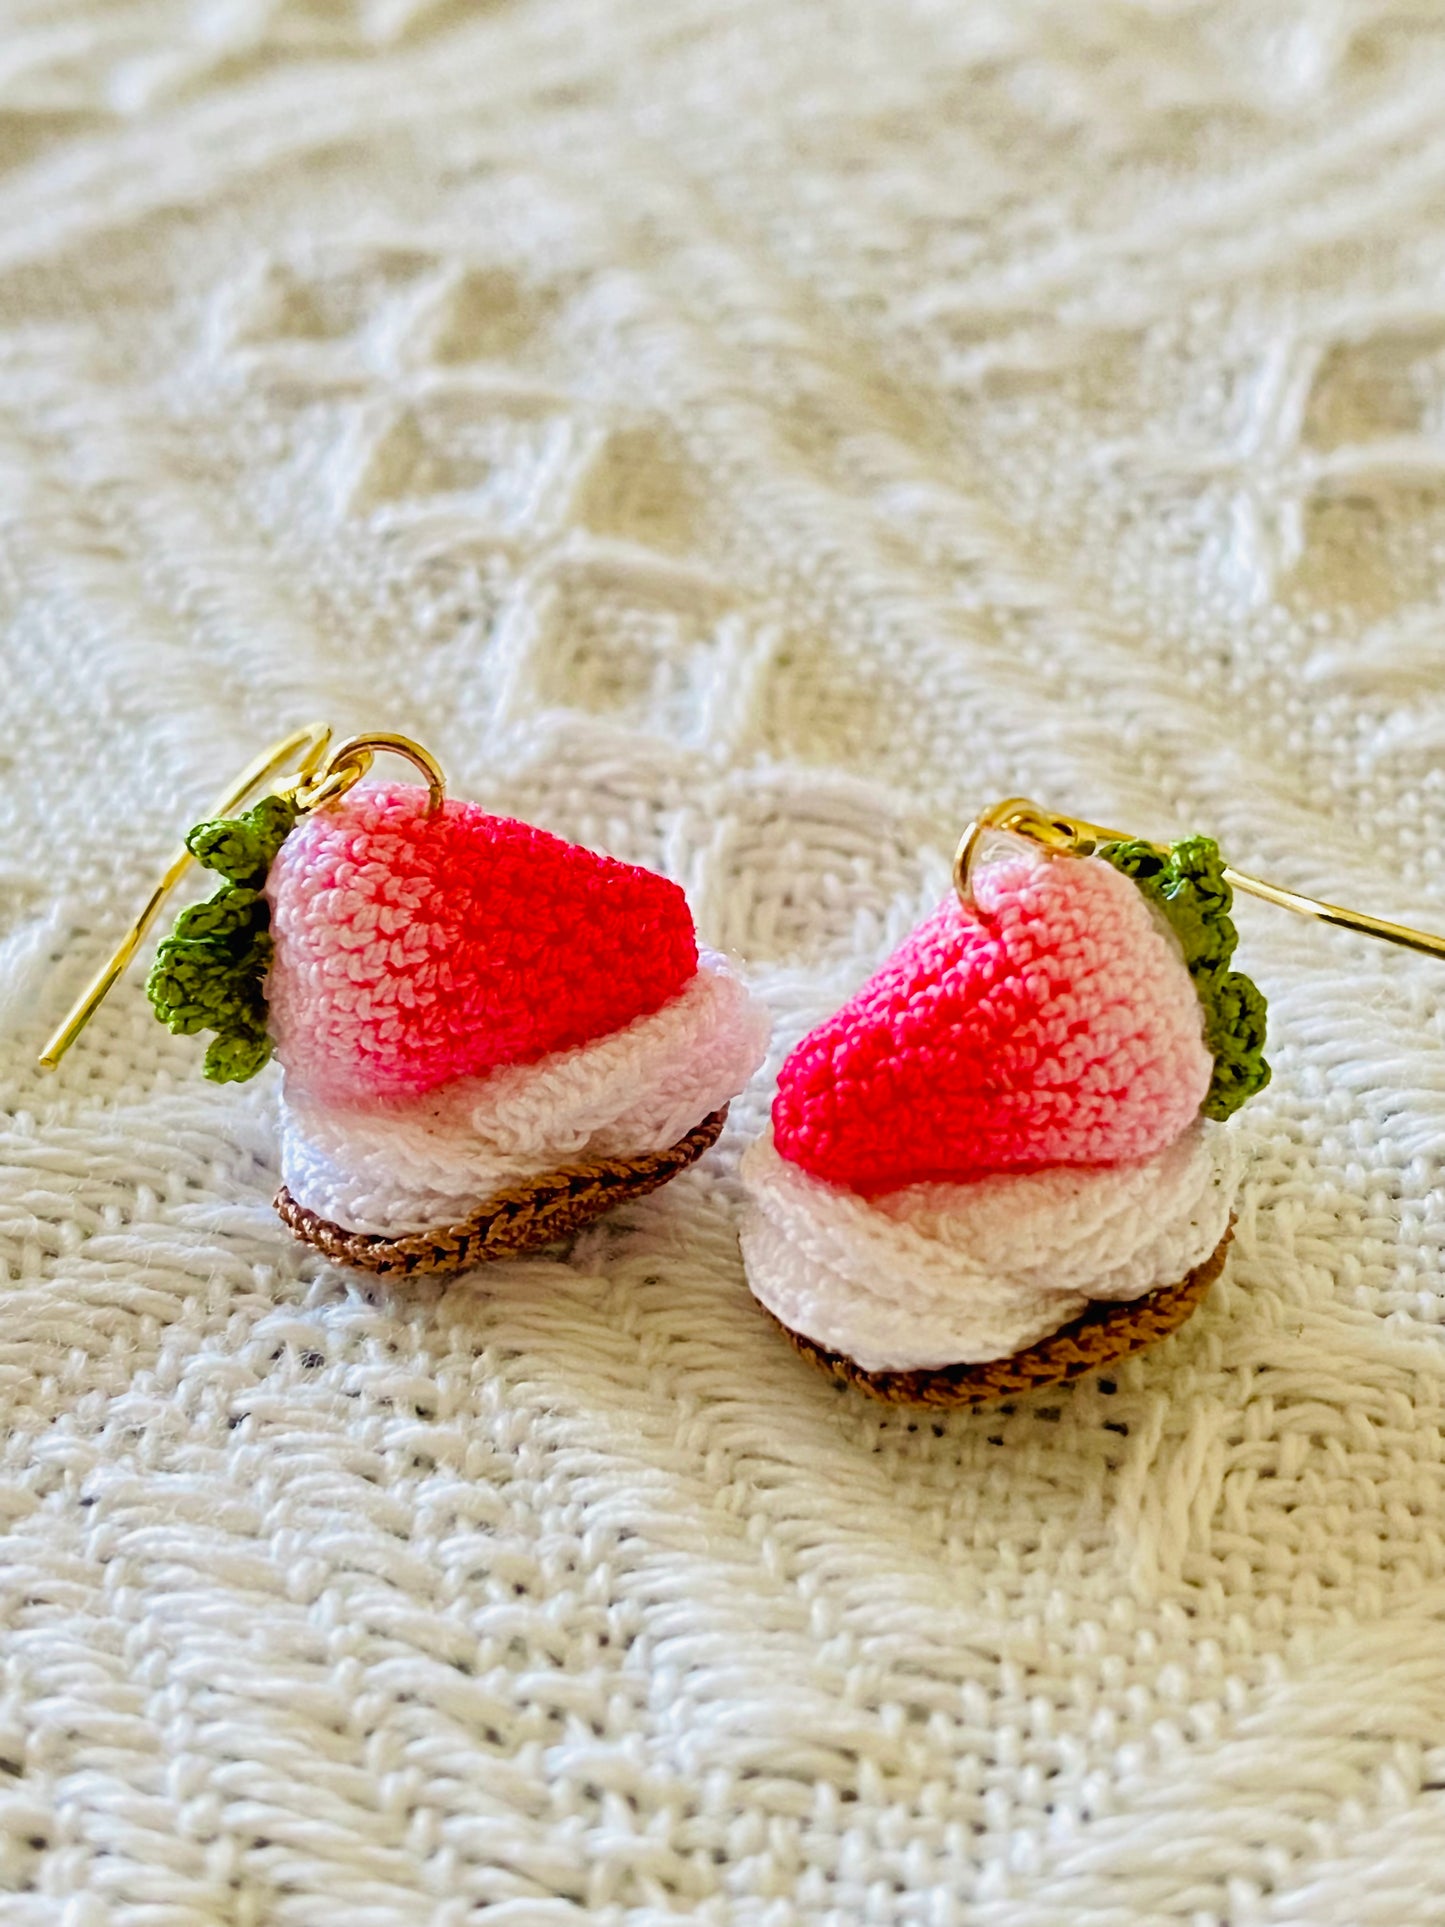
[[147, 793, 301, 1083], [277, 952, 769, 1234], [1099, 836, 1271, 1121], [6, 2, 1444, 1918], [773, 848, 1214, 1191], [742, 1121, 1239, 1369], [265, 781, 699, 1102]]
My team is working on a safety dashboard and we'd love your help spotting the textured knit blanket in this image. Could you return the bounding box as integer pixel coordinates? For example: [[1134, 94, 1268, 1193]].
[[3, 2, 1444, 1921]]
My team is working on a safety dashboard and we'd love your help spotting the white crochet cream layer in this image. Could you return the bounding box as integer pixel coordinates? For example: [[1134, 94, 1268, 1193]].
[[740, 1122, 1241, 1372], [279, 953, 770, 1236]]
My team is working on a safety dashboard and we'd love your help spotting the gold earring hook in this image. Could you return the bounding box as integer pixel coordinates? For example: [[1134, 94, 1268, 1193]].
[[954, 798, 1445, 963], [292, 733, 446, 816], [38, 724, 448, 1072]]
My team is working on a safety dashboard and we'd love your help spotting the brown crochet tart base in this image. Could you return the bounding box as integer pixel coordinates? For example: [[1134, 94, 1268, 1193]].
[[772, 1220, 1234, 1408], [275, 1106, 729, 1278]]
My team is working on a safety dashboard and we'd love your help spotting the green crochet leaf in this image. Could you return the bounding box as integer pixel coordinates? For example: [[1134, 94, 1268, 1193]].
[[170, 886, 265, 945], [1099, 834, 1271, 1122], [148, 934, 265, 1036], [203, 1029, 274, 1084], [147, 793, 299, 1083], [187, 794, 300, 885]]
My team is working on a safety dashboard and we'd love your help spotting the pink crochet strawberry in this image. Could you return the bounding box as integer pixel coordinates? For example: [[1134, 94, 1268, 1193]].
[[742, 830, 1269, 1404], [149, 777, 769, 1273], [264, 784, 699, 1103], [772, 851, 1213, 1193]]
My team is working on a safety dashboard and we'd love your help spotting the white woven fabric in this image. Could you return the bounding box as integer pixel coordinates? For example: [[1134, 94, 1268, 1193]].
[[4, 1, 1445, 1920]]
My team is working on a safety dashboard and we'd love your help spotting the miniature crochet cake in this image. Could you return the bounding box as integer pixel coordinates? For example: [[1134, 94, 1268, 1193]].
[[149, 781, 769, 1273], [740, 831, 1269, 1404]]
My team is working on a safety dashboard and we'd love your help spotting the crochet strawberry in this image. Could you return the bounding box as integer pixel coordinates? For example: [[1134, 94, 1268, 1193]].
[[743, 830, 1269, 1404], [143, 745, 769, 1276], [772, 840, 1264, 1193], [263, 783, 698, 1103]]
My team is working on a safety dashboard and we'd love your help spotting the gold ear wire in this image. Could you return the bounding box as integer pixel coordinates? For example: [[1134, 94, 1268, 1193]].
[[954, 798, 1445, 963], [294, 732, 446, 817], [37, 723, 448, 1071]]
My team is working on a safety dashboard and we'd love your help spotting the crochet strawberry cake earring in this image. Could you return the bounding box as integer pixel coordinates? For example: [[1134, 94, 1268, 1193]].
[[43, 725, 769, 1274], [741, 797, 1445, 1407]]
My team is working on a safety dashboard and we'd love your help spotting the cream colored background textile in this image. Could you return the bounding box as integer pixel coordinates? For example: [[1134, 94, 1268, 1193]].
[[2, 2, 1445, 1920]]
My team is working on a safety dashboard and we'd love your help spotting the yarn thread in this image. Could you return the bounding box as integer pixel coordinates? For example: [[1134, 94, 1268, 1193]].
[[1100, 836, 1271, 1120], [741, 1120, 1240, 1371], [751, 841, 1261, 1380], [265, 782, 700, 1104], [275, 1107, 730, 1276], [774, 1223, 1235, 1407], [146, 793, 299, 1083], [277, 952, 769, 1235], [5, 4, 1439, 1915], [771, 848, 1214, 1191]]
